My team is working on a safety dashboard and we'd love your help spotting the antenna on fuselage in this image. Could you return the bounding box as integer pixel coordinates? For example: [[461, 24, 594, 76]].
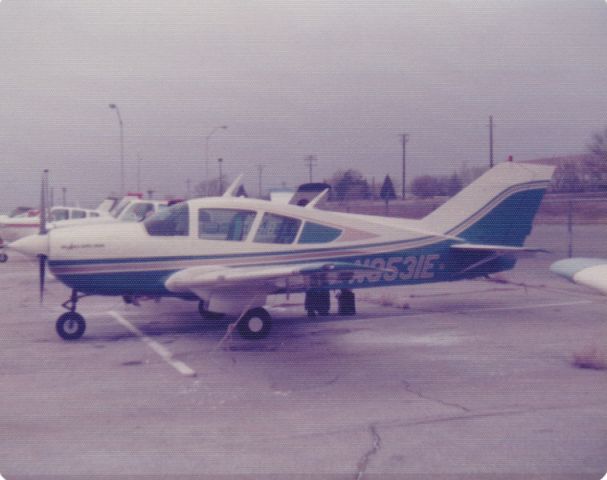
[[305, 188, 330, 209], [222, 174, 244, 197]]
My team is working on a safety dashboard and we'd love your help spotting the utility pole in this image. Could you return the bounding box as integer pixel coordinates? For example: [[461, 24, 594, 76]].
[[186, 179, 192, 199], [303, 155, 317, 183], [399, 134, 409, 200], [137, 154, 142, 192], [488, 115, 494, 168], [218, 158, 224, 195], [257, 164, 265, 198], [61, 187, 67, 206]]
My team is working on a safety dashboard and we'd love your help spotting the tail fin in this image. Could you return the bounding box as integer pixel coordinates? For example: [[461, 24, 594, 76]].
[[422, 162, 555, 247]]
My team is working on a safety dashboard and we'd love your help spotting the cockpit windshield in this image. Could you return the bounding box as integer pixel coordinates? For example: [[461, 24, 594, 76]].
[[144, 203, 189, 236], [121, 203, 155, 222], [110, 198, 132, 219]]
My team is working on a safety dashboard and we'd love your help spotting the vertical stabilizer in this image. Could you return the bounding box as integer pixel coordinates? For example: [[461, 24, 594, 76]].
[[422, 162, 554, 246]]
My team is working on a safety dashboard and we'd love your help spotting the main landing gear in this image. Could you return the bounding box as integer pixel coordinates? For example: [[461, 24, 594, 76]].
[[56, 290, 87, 340], [237, 307, 272, 340], [197, 300, 271, 340]]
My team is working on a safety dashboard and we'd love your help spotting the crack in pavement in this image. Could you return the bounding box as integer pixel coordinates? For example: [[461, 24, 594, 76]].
[[355, 424, 381, 480], [402, 379, 470, 414]]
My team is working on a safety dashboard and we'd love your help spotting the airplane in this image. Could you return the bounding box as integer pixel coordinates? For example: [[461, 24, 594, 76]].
[[49, 194, 169, 229], [551, 258, 607, 295], [0, 205, 106, 262], [0, 195, 169, 262], [8, 161, 554, 341]]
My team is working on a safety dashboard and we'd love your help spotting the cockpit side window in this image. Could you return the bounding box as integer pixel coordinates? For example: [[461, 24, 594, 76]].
[[144, 203, 189, 236], [254, 213, 301, 244], [198, 209, 256, 241], [50, 209, 69, 221], [298, 222, 342, 243]]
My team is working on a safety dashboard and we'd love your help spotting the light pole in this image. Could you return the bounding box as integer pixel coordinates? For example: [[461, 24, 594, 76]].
[[108, 104, 124, 196], [218, 158, 224, 195], [205, 125, 228, 184]]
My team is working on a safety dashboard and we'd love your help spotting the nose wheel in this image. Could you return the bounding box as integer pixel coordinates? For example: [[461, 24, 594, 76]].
[[56, 289, 87, 340], [56, 312, 86, 340]]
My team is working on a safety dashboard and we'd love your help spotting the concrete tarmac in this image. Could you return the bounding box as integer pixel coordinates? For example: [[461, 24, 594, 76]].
[[0, 225, 606, 479]]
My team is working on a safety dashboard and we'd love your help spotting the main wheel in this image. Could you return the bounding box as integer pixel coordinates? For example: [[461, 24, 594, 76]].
[[0, 253, 7, 263], [198, 300, 225, 321], [56, 312, 86, 340], [237, 308, 272, 340]]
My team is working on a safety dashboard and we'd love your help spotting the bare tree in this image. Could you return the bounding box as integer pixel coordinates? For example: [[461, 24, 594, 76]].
[[586, 127, 607, 181]]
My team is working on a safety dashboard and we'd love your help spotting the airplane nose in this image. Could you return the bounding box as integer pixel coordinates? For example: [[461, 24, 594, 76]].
[[9, 233, 49, 257]]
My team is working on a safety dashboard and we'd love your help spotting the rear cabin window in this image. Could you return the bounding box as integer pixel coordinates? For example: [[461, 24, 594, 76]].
[[254, 213, 301, 244], [198, 209, 255, 241], [298, 222, 342, 244], [144, 203, 189, 236], [71, 210, 87, 219]]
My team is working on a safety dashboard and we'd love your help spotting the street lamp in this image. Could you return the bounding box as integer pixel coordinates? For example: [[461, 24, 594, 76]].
[[205, 125, 228, 183], [108, 104, 124, 196], [218, 158, 224, 195]]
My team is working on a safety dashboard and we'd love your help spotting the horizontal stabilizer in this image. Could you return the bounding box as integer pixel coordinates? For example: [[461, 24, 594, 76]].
[[451, 243, 547, 257]]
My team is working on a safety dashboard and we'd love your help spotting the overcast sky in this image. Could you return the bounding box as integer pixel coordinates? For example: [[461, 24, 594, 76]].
[[1, 0, 607, 207]]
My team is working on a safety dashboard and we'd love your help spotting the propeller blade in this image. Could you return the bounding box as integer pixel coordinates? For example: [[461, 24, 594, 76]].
[[40, 169, 49, 235], [39, 254, 47, 304]]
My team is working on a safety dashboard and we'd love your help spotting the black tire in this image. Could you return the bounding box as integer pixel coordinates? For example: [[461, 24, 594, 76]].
[[237, 308, 272, 340], [56, 312, 86, 340], [198, 300, 225, 321], [0, 253, 7, 263]]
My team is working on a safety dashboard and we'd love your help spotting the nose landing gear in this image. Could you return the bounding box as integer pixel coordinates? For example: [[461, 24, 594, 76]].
[[0, 241, 7, 263], [56, 289, 87, 340]]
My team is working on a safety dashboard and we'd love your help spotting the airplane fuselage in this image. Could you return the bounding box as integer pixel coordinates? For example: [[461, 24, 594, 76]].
[[42, 195, 519, 298]]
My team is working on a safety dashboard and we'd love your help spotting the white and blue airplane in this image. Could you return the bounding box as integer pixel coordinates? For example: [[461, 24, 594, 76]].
[[8, 162, 554, 341], [551, 258, 607, 296]]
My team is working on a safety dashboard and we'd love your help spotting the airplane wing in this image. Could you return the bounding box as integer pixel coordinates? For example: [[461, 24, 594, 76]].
[[550, 258, 607, 295], [166, 261, 387, 291], [165, 261, 391, 314]]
